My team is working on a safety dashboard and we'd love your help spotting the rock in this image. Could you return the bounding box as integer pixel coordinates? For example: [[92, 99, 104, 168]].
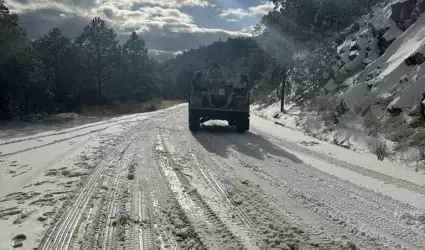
[[11, 242, 23, 248], [378, 27, 391, 37], [378, 36, 395, 56], [37, 216, 47, 222], [387, 106, 403, 116], [391, 0, 416, 30], [341, 241, 358, 250], [408, 104, 421, 116], [404, 18, 415, 29], [405, 52, 425, 66], [232, 194, 244, 205], [349, 51, 359, 61], [176, 228, 190, 239], [349, 41, 360, 51], [417, 0, 425, 13]]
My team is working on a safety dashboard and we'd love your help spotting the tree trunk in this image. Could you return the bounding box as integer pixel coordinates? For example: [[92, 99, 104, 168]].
[[96, 47, 102, 105], [280, 68, 287, 113]]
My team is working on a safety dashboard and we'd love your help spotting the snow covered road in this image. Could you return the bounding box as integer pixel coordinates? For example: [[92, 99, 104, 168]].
[[1, 104, 424, 250]]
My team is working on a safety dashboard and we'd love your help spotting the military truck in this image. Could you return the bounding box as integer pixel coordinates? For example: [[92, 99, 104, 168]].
[[188, 74, 250, 133]]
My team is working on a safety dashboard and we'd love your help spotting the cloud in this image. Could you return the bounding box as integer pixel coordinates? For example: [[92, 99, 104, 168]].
[[248, 2, 275, 16], [148, 49, 183, 61], [5, 0, 251, 60], [219, 8, 250, 20], [133, 0, 213, 8], [219, 1, 274, 21]]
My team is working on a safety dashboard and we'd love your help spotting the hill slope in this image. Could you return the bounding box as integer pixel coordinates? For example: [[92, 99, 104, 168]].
[[255, 0, 425, 171]]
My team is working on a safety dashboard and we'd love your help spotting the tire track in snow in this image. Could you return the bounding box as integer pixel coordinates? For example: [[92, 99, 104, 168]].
[[155, 132, 246, 250], [0, 127, 108, 157], [137, 132, 204, 250], [218, 131, 425, 250], [191, 132, 336, 249], [256, 130, 425, 195], [102, 144, 135, 250], [190, 152, 258, 232], [38, 135, 137, 250]]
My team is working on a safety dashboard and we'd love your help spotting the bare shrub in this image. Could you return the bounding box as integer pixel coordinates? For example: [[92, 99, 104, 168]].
[[407, 129, 425, 146], [362, 111, 380, 136], [311, 95, 337, 113], [368, 139, 388, 161], [382, 115, 414, 142]]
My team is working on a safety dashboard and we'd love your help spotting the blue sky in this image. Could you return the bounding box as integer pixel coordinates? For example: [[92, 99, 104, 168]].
[[5, 0, 274, 60]]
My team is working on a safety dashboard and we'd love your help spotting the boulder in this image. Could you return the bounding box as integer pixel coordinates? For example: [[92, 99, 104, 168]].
[[404, 18, 415, 29], [377, 36, 395, 56], [417, 0, 425, 13], [349, 41, 360, 51], [405, 52, 425, 66], [391, 0, 417, 30]]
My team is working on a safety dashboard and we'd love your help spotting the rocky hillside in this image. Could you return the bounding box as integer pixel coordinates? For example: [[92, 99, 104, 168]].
[[335, 0, 425, 114], [256, 0, 425, 168]]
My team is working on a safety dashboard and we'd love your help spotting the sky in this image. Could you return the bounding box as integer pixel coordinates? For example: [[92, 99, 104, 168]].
[[5, 0, 275, 60]]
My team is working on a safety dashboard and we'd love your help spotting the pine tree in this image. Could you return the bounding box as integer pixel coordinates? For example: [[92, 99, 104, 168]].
[[76, 17, 119, 104]]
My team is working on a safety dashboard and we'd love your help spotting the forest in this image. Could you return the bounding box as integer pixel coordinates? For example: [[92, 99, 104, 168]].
[[0, 0, 385, 120]]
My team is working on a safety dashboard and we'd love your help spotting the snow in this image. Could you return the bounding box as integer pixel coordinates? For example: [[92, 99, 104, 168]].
[[332, 0, 425, 113], [389, 74, 425, 108], [2, 103, 425, 249], [360, 14, 425, 95], [0, 109, 163, 250], [341, 82, 374, 112], [250, 115, 425, 209], [252, 0, 425, 181]]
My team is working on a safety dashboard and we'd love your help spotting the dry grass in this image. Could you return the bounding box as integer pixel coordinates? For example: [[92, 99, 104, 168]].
[[80, 99, 183, 117]]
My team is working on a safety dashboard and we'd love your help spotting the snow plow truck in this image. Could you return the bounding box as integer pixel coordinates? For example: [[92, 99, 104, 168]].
[[188, 71, 250, 133]]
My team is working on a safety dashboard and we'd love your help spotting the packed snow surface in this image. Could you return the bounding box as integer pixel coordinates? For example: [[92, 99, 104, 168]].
[[1, 104, 424, 250]]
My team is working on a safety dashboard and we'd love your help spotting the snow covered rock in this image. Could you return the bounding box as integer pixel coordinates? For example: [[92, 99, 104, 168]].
[[349, 51, 359, 61], [391, 0, 416, 30], [405, 52, 425, 66]]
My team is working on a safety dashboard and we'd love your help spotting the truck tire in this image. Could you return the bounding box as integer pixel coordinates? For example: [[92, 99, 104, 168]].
[[228, 120, 236, 126], [236, 119, 247, 133], [245, 118, 250, 131], [189, 111, 200, 131]]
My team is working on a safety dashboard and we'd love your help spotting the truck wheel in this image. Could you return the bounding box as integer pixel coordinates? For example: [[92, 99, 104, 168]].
[[228, 120, 236, 126], [236, 120, 247, 133], [189, 111, 200, 131], [245, 118, 250, 131]]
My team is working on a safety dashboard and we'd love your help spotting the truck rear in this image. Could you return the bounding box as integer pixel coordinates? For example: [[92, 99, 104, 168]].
[[188, 79, 250, 133]]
